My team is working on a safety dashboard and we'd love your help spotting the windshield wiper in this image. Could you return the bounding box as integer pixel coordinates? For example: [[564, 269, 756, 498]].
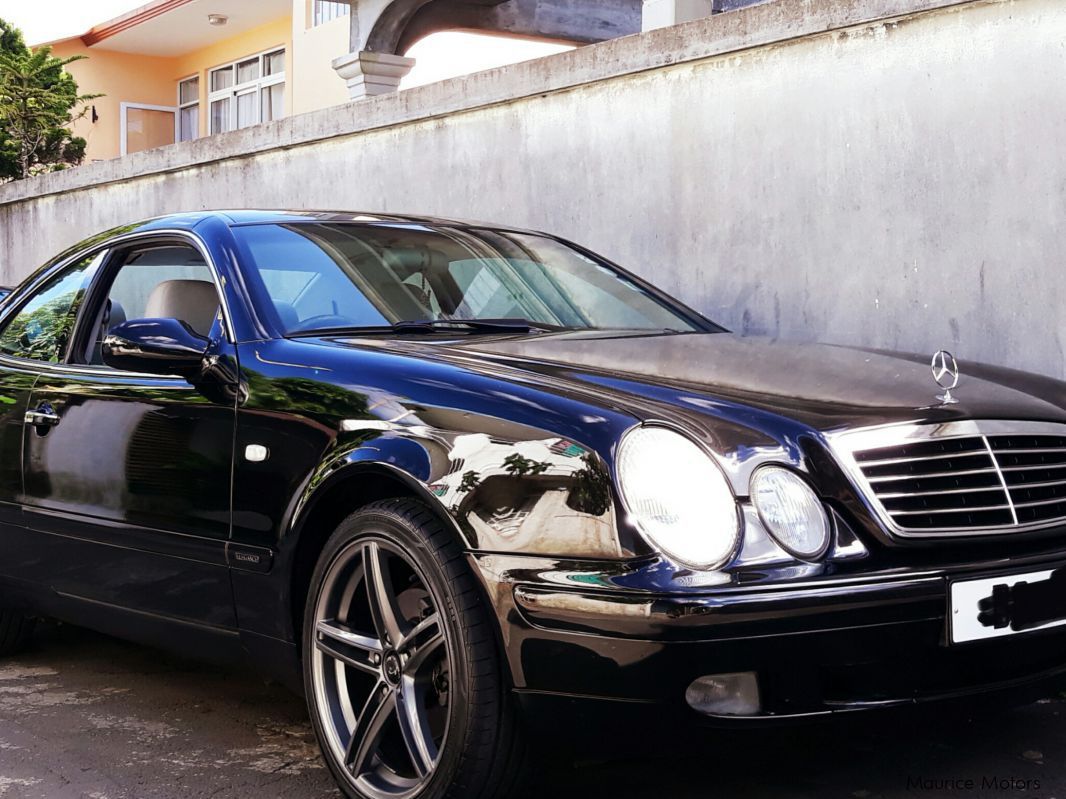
[[290, 318, 570, 337], [394, 318, 570, 333]]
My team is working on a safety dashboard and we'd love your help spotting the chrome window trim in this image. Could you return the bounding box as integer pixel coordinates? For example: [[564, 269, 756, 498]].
[[826, 419, 1066, 539], [0, 228, 235, 382], [0, 352, 197, 385]]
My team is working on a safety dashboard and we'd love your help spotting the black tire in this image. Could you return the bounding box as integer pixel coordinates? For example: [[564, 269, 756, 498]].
[[0, 610, 34, 656], [303, 498, 527, 799]]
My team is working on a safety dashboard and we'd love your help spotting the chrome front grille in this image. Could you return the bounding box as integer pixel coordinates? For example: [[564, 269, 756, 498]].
[[829, 421, 1066, 537], [990, 434, 1066, 523]]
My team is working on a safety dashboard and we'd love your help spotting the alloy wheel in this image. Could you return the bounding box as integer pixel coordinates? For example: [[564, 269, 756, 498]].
[[311, 537, 452, 798]]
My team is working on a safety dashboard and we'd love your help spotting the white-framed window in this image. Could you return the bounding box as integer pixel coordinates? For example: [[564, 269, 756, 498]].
[[313, 0, 349, 26], [208, 47, 286, 135], [178, 75, 199, 142]]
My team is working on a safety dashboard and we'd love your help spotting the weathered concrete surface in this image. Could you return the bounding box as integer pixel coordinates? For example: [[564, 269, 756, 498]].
[[0, 624, 333, 798], [393, 0, 643, 54], [2, 622, 1066, 798], [1, 0, 1063, 377]]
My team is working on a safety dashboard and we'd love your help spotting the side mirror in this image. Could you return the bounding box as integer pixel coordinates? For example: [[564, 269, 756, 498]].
[[102, 318, 210, 379]]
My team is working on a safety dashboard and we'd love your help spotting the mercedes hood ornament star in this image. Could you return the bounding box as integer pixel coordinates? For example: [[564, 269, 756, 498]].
[[931, 349, 960, 405]]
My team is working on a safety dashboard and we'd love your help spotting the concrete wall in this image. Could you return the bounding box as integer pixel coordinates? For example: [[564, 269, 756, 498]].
[[3, 0, 1064, 378]]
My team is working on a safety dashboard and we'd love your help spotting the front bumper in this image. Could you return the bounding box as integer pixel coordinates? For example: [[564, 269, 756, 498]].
[[474, 553, 1066, 720]]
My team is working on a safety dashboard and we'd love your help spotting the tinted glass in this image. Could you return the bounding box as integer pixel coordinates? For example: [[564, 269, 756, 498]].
[[81, 245, 219, 366], [0, 252, 103, 362], [106, 246, 214, 322], [232, 223, 702, 334]]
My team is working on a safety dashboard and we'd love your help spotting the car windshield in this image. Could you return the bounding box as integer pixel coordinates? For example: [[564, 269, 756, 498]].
[[231, 223, 708, 335]]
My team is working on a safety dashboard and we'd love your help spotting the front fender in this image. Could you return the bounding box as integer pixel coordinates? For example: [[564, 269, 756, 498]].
[[291, 426, 641, 559], [290, 432, 448, 538]]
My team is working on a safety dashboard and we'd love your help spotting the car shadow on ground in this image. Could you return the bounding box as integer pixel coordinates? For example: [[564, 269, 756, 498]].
[[0, 622, 1060, 798]]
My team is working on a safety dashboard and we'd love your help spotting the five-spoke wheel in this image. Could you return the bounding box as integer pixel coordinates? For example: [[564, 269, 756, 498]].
[[304, 500, 527, 799], [312, 537, 451, 797]]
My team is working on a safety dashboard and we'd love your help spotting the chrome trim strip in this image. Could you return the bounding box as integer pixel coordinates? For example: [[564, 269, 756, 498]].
[[829, 419, 1066, 448], [1001, 463, 1066, 473], [1005, 479, 1066, 491], [984, 434, 1020, 525], [255, 348, 332, 371], [1014, 496, 1066, 509], [989, 447, 1066, 455], [878, 485, 1006, 499], [0, 352, 197, 384], [856, 450, 990, 468], [866, 466, 998, 483], [891, 504, 1012, 516], [826, 420, 1066, 539]]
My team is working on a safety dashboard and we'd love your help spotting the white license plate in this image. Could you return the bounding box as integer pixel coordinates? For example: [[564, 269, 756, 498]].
[[949, 569, 1066, 644]]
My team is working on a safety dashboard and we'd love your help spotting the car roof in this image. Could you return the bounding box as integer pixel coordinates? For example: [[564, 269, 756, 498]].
[[131, 209, 543, 234]]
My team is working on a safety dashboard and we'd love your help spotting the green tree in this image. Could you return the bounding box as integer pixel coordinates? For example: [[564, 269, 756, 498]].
[[0, 18, 98, 181], [0, 18, 25, 55]]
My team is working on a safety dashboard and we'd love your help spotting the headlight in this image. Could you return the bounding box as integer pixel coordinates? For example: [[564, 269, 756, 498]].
[[750, 466, 830, 559], [616, 426, 739, 569]]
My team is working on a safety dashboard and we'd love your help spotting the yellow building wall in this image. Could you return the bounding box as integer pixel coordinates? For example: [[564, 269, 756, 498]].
[[290, 0, 351, 115], [173, 15, 294, 137], [49, 7, 352, 162], [50, 41, 179, 162]]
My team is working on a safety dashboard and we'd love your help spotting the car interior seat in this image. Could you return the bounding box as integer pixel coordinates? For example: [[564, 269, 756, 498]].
[[143, 280, 220, 337]]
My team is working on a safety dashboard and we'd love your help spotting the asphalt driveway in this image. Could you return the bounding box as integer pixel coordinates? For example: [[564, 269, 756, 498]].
[[0, 622, 1062, 798]]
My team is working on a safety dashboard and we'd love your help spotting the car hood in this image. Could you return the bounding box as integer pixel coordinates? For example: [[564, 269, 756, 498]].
[[429, 331, 1066, 432]]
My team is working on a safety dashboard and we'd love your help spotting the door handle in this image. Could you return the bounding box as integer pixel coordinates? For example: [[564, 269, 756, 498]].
[[24, 403, 61, 428]]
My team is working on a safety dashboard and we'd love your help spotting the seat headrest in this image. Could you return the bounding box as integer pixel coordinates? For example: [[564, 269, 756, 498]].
[[143, 280, 219, 336], [382, 247, 444, 276]]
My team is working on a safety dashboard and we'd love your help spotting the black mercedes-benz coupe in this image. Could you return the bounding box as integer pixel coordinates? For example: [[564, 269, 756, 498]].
[[1, 210, 1065, 797]]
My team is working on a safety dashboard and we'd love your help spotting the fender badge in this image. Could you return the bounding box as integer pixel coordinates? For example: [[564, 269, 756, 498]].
[[931, 350, 960, 405]]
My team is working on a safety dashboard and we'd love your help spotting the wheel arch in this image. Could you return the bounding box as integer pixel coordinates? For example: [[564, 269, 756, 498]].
[[284, 460, 473, 647]]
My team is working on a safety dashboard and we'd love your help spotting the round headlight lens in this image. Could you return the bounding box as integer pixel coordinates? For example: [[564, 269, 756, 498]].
[[750, 467, 830, 559], [616, 426, 739, 569]]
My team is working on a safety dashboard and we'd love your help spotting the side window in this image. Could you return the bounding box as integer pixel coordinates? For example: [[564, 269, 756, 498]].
[[0, 252, 104, 363], [85, 244, 222, 366]]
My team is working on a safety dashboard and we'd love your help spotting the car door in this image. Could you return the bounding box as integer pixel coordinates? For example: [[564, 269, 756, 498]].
[[18, 237, 240, 630], [0, 250, 108, 593]]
